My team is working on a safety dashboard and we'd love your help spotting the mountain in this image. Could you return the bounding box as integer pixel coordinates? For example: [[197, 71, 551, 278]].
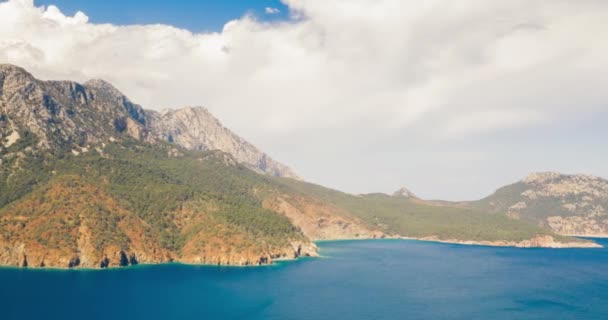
[[0, 64, 599, 269], [0, 64, 377, 268], [0, 64, 297, 179], [472, 172, 608, 237], [0, 65, 146, 150]]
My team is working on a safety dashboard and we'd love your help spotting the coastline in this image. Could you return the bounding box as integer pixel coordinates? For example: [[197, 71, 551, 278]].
[[0, 255, 319, 272], [398, 235, 603, 249], [559, 234, 608, 239], [316, 234, 603, 249], [1, 235, 601, 271]]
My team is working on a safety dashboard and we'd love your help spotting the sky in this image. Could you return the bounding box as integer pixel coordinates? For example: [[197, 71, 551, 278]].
[[33, 0, 291, 32], [1, 0, 607, 200]]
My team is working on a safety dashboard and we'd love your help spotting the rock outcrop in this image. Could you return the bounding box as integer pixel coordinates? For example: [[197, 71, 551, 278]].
[[145, 107, 299, 179], [392, 187, 418, 199], [474, 172, 608, 237], [0, 64, 147, 148]]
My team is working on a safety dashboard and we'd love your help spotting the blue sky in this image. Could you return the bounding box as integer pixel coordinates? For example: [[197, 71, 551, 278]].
[[34, 0, 290, 32]]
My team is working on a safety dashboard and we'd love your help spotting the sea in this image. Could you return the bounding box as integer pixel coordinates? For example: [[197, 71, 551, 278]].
[[1, 238, 607, 320]]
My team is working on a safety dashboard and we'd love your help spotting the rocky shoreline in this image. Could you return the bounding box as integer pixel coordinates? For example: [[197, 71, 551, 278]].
[[2, 234, 602, 270], [0, 241, 318, 270], [402, 235, 602, 249]]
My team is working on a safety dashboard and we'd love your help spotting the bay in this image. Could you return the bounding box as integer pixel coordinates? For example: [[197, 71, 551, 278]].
[[1, 238, 608, 320]]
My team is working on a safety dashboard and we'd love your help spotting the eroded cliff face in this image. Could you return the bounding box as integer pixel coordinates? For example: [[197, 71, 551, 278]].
[[263, 195, 385, 241], [476, 172, 608, 237], [179, 240, 317, 266], [0, 239, 316, 269]]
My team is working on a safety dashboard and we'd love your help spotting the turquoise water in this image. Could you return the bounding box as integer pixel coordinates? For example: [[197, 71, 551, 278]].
[[2, 238, 608, 320]]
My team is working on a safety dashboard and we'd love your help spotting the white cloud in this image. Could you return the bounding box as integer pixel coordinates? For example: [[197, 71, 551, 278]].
[[442, 110, 544, 139], [1, 0, 607, 198], [265, 7, 280, 15]]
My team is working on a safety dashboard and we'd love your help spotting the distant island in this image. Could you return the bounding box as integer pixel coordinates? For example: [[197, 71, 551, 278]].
[[0, 64, 605, 269]]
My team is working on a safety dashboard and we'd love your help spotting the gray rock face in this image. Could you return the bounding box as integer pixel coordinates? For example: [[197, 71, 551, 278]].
[[475, 172, 608, 236], [146, 107, 299, 179], [0, 64, 148, 149], [0, 64, 298, 179], [521, 172, 608, 199], [392, 187, 418, 199]]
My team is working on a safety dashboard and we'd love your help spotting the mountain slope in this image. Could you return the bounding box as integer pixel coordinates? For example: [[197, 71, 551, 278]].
[[0, 64, 148, 150], [270, 178, 596, 247], [0, 64, 297, 178], [472, 172, 608, 237], [0, 144, 317, 268], [0, 65, 599, 269], [146, 106, 299, 179]]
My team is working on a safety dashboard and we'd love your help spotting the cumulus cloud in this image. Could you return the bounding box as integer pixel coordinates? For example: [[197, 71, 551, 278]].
[[1, 0, 607, 198], [265, 7, 280, 15]]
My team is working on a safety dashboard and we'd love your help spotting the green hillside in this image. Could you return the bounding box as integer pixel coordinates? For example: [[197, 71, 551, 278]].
[[0, 136, 309, 267], [271, 178, 564, 242]]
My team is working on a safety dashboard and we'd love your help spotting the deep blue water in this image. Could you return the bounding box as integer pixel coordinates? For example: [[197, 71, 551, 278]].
[[2, 239, 608, 320]]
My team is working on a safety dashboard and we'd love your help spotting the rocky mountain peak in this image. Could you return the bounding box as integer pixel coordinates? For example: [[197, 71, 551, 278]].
[[393, 187, 418, 199], [146, 105, 300, 179], [522, 172, 563, 184], [84, 79, 123, 97], [160, 106, 219, 125], [0, 64, 36, 90], [0, 63, 31, 76], [83, 78, 147, 125], [1, 64, 299, 179]]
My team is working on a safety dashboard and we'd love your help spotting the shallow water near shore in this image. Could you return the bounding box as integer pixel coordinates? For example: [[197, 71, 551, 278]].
[[1, 238, 608, 320]]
